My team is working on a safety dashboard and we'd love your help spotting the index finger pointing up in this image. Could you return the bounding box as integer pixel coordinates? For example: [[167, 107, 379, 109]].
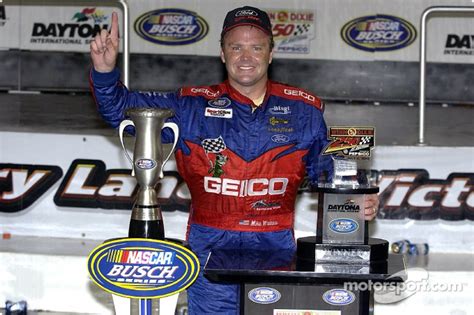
[[109, 11, 119, 39]]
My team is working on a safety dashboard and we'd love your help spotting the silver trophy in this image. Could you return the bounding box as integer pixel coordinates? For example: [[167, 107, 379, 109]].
[[315, 127, 376, 241], [118, 108, 179, 239], [297, 126, 388, 266]]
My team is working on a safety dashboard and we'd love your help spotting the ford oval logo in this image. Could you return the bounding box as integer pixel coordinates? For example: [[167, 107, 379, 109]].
[[136, 159, 156, 169], [248, 287, 281, 304], [271, 134, 290, 143], [87, 238, 199, 298], [236, 10, 258, 17], [134, 9, 209, 46], [329, 218, 359, 233], [208, 97, 231, 108], [323, 289, 356, 305], [341, 15, 416, 52]]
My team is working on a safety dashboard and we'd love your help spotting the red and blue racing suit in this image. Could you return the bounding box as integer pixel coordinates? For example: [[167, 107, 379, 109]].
[[90, 68, 330, 314]]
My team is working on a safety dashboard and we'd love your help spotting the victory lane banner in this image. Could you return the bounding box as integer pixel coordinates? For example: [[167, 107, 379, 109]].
[[87, 238, 199, 299]]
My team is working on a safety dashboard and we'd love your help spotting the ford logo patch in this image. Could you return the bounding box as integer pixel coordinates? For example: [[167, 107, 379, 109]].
[[134, 9, 209, 46], [208, 97, 231, 108], [236, 10, 258, 17], [341, 15, 416, 52], [329, 218, 359, 233], [271, 134, 290, 143], [323, 289, 356, 305], [87, 238, 199, 298], [136, 159, 156, 169], [248, 287, 281, 304]]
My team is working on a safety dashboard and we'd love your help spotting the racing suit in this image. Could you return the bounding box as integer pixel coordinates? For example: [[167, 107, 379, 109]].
[[91, 68, 330, 314]]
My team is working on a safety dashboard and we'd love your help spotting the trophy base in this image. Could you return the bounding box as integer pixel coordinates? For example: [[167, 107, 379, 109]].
[[297, 236, 389, 264], [129, 219, 165, 239]]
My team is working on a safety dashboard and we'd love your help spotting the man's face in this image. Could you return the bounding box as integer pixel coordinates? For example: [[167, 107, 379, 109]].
[[221, 26, 273, 90]]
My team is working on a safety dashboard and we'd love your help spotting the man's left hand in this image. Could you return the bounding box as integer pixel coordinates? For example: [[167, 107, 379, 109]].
[[364, 194, 379, 221]]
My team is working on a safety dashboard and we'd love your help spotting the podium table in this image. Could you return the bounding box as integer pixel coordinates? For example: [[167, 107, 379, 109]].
[[204, 249, 405, 315]]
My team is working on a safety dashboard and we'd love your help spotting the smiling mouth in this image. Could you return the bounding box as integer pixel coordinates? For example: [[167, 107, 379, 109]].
[[238, 66, 254, 71]]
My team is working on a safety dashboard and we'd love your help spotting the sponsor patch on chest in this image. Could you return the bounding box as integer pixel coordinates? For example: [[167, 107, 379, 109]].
[[205, 107, 233, 118]]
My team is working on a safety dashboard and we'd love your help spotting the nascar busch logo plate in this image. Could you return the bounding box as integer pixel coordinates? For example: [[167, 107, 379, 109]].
[[323, 127, 375, 159], [87, 238, 199, 298], [134, 8, 209, 46]]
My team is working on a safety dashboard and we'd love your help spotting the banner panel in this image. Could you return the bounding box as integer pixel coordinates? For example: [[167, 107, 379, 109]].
[[427, 16, 474, 64], [3, 0, 473, 63], [19, 5, 120, 52], [0, 5, 20, 49], [1, 132, 472, 253]]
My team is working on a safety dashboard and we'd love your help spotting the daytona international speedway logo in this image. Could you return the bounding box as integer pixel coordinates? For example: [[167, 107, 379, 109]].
[[341, 15, 416, 52], [134, 8, 208, 45], [87, 238, 199, 298]]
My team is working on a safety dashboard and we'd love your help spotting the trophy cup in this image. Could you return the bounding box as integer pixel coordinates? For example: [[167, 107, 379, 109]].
[[297, 126, 388, 267], [116, 108, 180, 315], [118, 108, 179, 239]]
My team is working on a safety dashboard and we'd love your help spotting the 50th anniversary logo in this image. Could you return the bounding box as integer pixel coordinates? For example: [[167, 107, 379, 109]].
[[87, 238, 199, 298]]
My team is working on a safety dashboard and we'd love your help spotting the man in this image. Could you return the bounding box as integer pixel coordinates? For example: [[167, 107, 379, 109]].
[[90, 6, 378, 314]]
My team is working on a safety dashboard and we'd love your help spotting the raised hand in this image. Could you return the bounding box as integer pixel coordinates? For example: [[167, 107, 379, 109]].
[[90, 11, 119, 73]]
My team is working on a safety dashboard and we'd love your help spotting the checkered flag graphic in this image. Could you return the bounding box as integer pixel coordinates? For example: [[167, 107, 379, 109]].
[[359, 136, 372, 145], [201, 136, 226, 154], [293, 24, 311, 36]]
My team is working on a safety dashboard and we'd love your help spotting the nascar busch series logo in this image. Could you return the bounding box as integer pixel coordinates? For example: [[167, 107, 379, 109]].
[[136, 158, 156, 170], [134, 8, 208, 45], [341, 15, 416, 52], [323, 289, 356, 306], [31, 8, 108, 45], [0, 6, 7, 27], [329, 218, 359, 233], [87, 238, 199, 298], [248, 287, 281, 304]]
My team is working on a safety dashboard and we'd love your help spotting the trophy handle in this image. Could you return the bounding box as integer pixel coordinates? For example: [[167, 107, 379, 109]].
[[160, 122, 179, 178], [119, 119, 135, 176]]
